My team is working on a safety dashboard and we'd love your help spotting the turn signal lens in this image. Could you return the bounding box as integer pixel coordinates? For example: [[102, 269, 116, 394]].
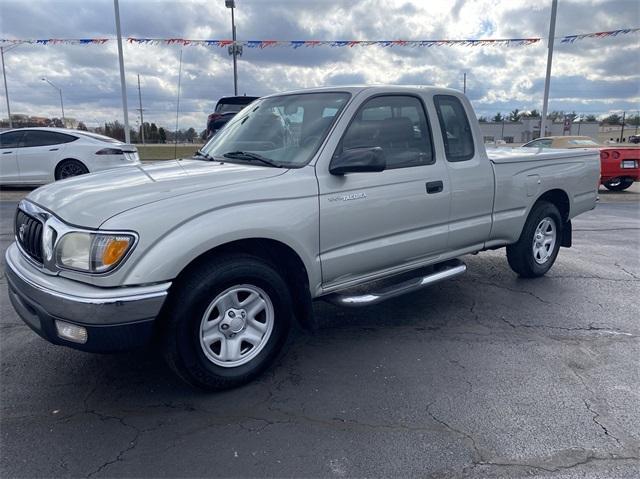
[[612, 151, 620, 159], [100, 237, 131, 267]]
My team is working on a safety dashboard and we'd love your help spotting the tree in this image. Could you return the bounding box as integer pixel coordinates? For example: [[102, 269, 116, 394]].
[[77, 122, 88, 131], [524, 109, 541, 119], [626, 114, 640, 126], [603, 114, 622, 125], [478, 116, 488, 123], [547, 111, 564, 121], [508, 109, 521, 122], [492, 113, 504, 122], [158, 127, 167, 144], [585, 114, 597, 122], [186, 127, 196, 142], [148, 123, 159, 142]]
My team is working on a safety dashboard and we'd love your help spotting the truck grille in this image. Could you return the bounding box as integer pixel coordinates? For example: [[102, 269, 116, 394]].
[[15, 209, 44, 263]]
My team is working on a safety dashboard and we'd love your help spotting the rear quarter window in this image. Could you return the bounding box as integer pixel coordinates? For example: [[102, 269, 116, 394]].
[[20, 131, 77, 147], [434, 95, 475, 162]]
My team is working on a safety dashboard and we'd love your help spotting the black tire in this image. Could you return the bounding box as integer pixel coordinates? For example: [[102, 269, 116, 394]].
[[55, 159, 89, 180], [506, 201, 562, 278], [162, 254, 293, 391], [603, 179, 633, 191]]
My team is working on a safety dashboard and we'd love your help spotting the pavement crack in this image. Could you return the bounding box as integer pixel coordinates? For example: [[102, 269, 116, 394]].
[[426, 402, 483, 463], [468, 279, 555, 304], [84, 412, 141, 478], [497, 317, 633, 336], [583, 400, 623, 447]]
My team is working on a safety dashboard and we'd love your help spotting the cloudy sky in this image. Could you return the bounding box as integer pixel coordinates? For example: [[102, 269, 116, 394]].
[[1, 0, 639, 131]]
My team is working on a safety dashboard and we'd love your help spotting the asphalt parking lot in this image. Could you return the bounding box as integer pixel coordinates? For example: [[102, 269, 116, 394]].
[[1, 186, 638, 478]]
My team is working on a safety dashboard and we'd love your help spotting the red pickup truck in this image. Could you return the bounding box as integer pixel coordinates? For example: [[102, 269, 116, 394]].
[[600, 147, 640, 191]]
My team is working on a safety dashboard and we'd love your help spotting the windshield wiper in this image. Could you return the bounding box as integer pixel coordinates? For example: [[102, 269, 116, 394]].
[[222, 151, 282, 168], [193, 149, 214, 161]]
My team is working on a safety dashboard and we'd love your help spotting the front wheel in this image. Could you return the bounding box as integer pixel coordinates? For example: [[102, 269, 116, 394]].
[[507, 201, 562, 278], [604, 178, 633, 191], [162, 254, 293, 390]]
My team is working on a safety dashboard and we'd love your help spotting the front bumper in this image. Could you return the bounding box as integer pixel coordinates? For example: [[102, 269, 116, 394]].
[[5, 243, 171, 353]]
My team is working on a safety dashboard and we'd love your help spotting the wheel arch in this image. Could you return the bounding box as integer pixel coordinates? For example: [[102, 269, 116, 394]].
[[171, 238, 314, 329], [535, 188, 570, 222], [533, 188, 571, 247], [55, 158, 89, 178]]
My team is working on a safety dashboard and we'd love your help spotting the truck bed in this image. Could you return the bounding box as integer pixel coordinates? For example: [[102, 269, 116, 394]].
[[485, 147, 600, 248], [486, 147, 599, 163]]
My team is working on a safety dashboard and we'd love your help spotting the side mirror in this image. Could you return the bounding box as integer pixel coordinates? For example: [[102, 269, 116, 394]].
[[329, 147, 386, 175]]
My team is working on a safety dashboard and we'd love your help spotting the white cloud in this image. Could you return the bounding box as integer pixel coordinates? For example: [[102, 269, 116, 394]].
[[0, 0, 638, 130]]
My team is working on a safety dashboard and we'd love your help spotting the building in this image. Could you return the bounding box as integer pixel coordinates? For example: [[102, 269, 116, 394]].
[[479, 118, 599, 144]]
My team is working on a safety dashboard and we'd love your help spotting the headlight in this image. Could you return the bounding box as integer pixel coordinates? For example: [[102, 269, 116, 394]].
[[56, 232, 135, 273]]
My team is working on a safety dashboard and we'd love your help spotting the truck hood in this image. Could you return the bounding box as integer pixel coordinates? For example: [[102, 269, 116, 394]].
[[27, 159, 286, 228]]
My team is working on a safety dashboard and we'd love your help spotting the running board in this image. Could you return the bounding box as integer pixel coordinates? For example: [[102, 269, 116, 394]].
[[324, 259, 467, 307]]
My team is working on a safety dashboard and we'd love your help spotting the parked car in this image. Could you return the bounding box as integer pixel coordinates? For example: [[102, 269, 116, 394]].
[[206, 96, 259, 138], [521, 136, 601, 149], [628, 135, 640, 144], [0, 128, 140, 185], [521, 135, 639, 191], [6, 86, 599, 390], [600, 147, 640, 190]]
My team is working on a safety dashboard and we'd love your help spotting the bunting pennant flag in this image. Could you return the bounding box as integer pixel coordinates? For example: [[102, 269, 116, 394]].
[[560, 27, 640, 43], [1, 28, 638, 48]]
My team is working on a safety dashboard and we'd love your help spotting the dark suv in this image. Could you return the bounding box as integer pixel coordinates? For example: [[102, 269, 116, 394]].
[[206, 96, 259, 138]]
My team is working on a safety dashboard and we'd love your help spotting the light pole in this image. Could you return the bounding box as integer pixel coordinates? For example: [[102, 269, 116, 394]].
[[1, 44, 20, 128], [225, 0, 239, 95], [41, 77, 65, 126], [540, 0, 558, 138], [114, 0, 131, 143]]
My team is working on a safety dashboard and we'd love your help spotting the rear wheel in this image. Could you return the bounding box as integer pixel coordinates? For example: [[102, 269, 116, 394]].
[[55, 159, 89, 180], [507, 201, 562, 278], [162, 254, 293, 390], [604, 178, 633, 191]]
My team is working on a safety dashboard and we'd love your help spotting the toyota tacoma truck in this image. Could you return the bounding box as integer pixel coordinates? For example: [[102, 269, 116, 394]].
[[6, 86, 600, 390]]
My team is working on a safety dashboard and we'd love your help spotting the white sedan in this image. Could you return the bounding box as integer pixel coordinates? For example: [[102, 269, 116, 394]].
[[0, 128, 141, 185]]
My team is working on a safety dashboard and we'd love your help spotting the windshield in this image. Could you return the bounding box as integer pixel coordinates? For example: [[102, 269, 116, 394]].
[[201, 92, 351, 167], [216, 103, 247, 113]]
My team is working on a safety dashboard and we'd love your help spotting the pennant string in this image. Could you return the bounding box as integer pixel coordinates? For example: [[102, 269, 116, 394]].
[[1, 28, 638, 48]]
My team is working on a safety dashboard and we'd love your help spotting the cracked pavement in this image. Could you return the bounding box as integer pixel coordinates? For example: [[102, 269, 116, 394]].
[[1, 186, 639, 478]]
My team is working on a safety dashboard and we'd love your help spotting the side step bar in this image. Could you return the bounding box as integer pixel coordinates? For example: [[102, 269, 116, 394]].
[[324, 259, 467, 307]]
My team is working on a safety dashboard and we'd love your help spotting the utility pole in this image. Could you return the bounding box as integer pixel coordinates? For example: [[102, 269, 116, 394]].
[[114, 0, 130, 143], [226, 0, 239, 95], [619, 111, 625, 143], [463, 72, 466, 94], [137, 74, 145, 144], [1, 47, 12, 128], [540, 0, 558, 138]]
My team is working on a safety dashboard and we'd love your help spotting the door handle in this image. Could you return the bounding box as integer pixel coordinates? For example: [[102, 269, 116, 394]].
[[426, 180, 444, 194], [2, 151, 12, 154], [49, 148, 59, 151]]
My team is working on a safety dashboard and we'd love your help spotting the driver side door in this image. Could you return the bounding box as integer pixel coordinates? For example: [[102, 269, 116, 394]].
[[317, 94, 451, 289]]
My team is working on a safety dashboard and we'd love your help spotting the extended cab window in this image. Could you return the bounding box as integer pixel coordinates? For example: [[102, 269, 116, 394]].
[[434, 95, 474, 162], [338, 95, 434, 169]]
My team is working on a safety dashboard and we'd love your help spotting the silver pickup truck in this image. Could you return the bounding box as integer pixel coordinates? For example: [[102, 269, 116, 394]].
[[6, 86, 599, 390]]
